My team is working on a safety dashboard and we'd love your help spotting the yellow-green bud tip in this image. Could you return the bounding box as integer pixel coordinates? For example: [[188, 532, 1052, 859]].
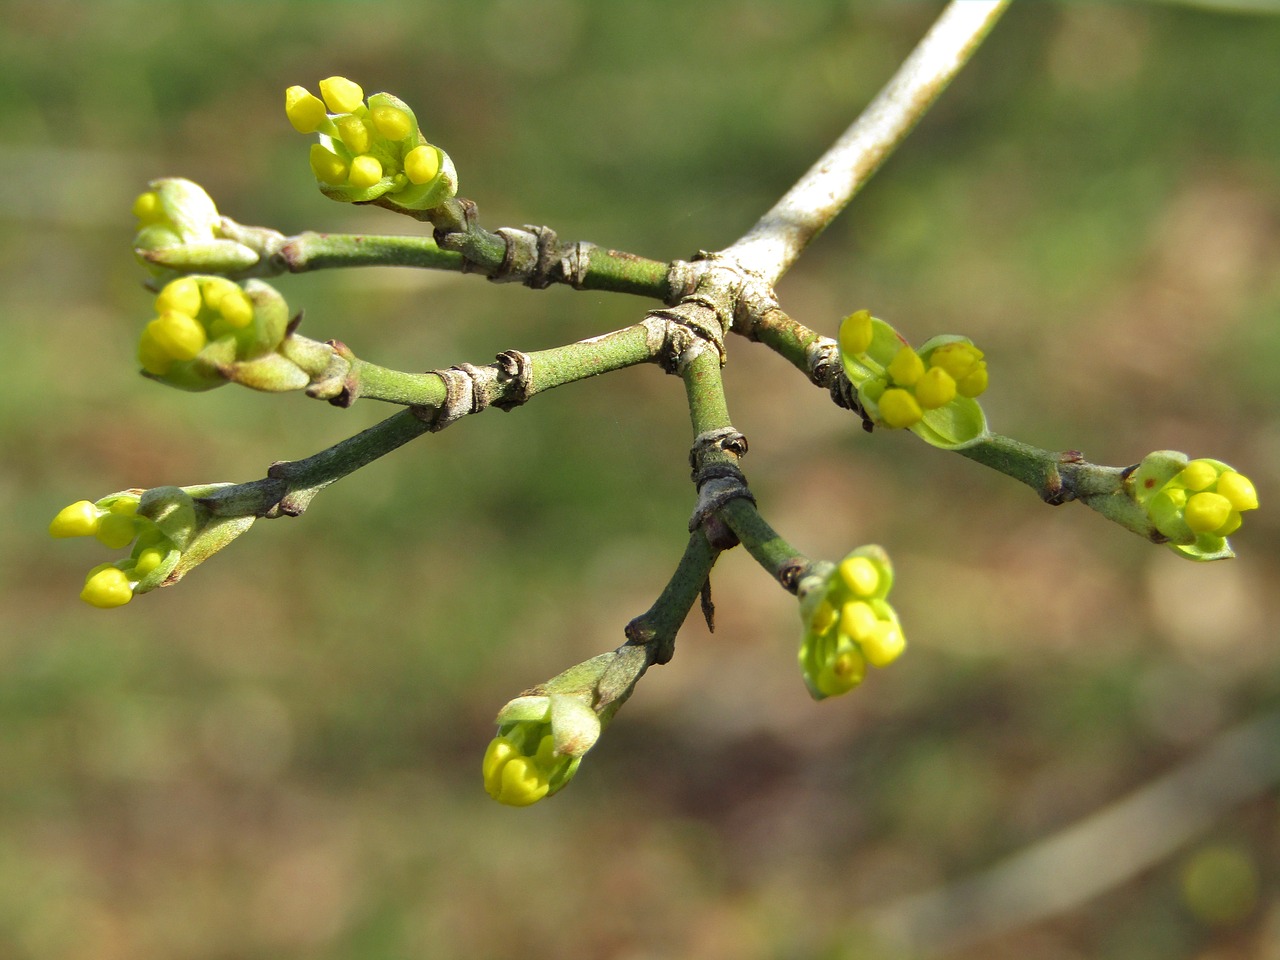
[[839, 556, 880, 597], [404, 145, 442, 185], [1217, 471, 1258, 512], [147, 311, 208, 362], [915, 366, 957, 410], [318, 76, 364, 115], [284, 85, 328, 133], [309, 144, 348, 186], [878, 388, 923, 429], [81, 566, 133, 608], [347, 154, 384, 189], [335, 114, 371, 155], [838, 309, 873, 357], [861, 621, 906, 667], [155, 276, 202, 316], [483, 736, 551, 807], [1184, 491, 1233, 534], [50, 500, 100, 538], [132, 191, 165, 224], [371, 105, 412, 141], [887, 346, 924, 387]]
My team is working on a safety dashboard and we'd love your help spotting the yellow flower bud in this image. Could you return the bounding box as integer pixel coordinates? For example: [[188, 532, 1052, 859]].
[[861, 620, 906, 667], [132, 191, 165, 223], [956, 365, 988, 398], [887, 346, 924, 386], [155, 276, 202, 316], [371, 105, 412, 141], [318, 76, 364, 114], [929, 342, 984, 379], [403, 144, 442, 185], [147, 311, 208, 361], [347, 154, 384, 189], [216, 287, 254, 329], [309, 144, 349, 185], [839, 600, 879, 642], [198, 276, 240, 311], [483, 735, 551, 806], [839, 556, 880, 597], [133, 545, 168, 578], [878, 388, 923, 429], [1216, 471, 1258, 512], [1184, 492, 1232, 534], [284, 85, 328, 133], [929, 342, 989, 399], [1181, 460, 1219, 492], [838, 309, 874, 357], [49, 500, 101, 538], [81, 565, 133, 608], [915, 366, 957, 410], [335, 114, 372, 155], [94, 512, 139, 550]]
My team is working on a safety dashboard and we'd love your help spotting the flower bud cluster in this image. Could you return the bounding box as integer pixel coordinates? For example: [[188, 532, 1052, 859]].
[[798, 546, 905, 700], [1127, 452, 1259, 559], [838, 309, 990, 448], [132, 178, 261, 277], [286, 76, 457, 211], [482, 693, 601, 806], [136, 275, 304, 392], [50, 486, 253, 609]]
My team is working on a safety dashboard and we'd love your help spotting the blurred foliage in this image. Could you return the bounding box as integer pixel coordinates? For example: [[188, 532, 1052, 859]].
[[4, 1, 1280, 958]]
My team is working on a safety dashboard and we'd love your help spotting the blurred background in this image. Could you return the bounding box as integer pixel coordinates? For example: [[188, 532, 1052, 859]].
[[3, 1, 1279, 957]]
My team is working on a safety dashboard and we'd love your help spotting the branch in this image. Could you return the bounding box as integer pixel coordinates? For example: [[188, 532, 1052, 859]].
[[624, 530, 720, 666], [196, 210, 674, 300], [724, 0, 1010, 284]]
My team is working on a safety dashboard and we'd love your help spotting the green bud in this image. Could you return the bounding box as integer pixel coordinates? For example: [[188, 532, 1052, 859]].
[[1114, 451, 1259, 561], [52, 483, 254, 607], [132, 178, 260, 278], [798, 546, 905, 701]]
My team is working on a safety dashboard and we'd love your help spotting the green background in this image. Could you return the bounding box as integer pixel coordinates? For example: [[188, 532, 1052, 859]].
[[3, 1, 1279, 957]]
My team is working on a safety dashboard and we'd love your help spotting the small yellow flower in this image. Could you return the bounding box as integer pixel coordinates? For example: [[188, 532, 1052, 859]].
[[347, 154, 384, 189], [287, 78, 458, 211], [49, 500, 101, 538], [371, 105, 412, 141], [915, 366, 957, 409], [1136, 454, 1260, 558], [309, 144, 349, 186], [838, 309, 874, 357], [318, 76, 364, 114], [878, 388, 923, 429], [799, 546, 905, 700], [284, 85, 328, 133], [887, 345, 924, 386], [483, 735, 556, 807], [335, 114, 372, 155], [403, 145, 441, 185], [81, 565, 133, 609]]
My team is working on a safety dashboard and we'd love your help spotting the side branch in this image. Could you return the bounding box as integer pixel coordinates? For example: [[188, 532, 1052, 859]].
[[212, 212, 673, 300], [725, 0, 1010, 284]]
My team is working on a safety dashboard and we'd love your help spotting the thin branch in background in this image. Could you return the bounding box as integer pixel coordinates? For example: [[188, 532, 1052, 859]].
[[725, 0, 1011, 285], [859, 709, 1280, 956]]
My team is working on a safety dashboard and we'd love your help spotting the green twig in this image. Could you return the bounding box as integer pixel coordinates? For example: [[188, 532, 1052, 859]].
[[624, 531, 719, 666], [278, 232, 462, 272]]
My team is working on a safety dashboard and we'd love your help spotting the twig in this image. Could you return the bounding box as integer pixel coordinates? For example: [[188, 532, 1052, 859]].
[[724, 0, 1011, 284]]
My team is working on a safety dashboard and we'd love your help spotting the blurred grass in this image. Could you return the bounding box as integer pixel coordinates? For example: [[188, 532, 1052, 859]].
[[3, 1, 1280, 958]]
